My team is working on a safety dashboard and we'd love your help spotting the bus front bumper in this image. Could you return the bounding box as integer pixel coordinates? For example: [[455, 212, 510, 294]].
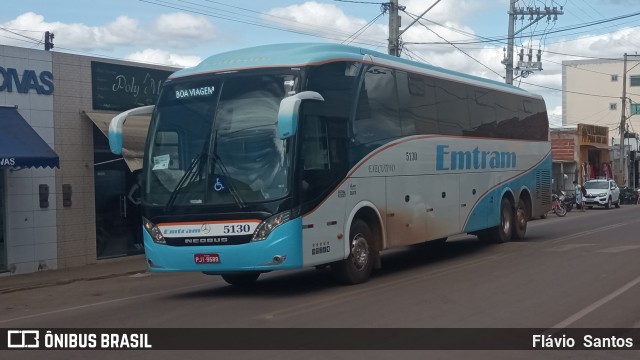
[[143, 217, 303, 274]]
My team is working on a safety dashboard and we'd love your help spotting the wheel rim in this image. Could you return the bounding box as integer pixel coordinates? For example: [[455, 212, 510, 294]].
[[350, 233, 370, 271], [502, 207, 512, 235], [516, 204, 526, 230]]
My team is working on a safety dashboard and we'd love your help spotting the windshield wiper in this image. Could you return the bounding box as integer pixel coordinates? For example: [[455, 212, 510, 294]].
[[210, 151, 247, 209], [164, 151, 207, 212]]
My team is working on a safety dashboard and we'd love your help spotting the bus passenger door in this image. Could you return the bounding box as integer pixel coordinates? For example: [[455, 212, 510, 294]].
[[299, 114, 349, 267], [424, 174, 460, 239]]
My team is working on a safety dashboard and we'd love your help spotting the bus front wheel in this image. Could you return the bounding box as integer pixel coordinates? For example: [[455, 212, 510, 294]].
[[332, 219, 375, 285], [221, 272, 260, 287], [479, 198, 513, 244]]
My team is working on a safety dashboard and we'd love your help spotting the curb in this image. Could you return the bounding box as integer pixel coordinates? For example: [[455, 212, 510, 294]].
[[0, 269, 149, 294]]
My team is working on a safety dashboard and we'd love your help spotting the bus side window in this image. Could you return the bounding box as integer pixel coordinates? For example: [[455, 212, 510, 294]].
[[302, 116, 330, 170], [300, 114, 348, 202], [465, 89, 497, 137], [397, 71, 438, 136], [354, 66, 401, 145], [434, 79, 468, 136]]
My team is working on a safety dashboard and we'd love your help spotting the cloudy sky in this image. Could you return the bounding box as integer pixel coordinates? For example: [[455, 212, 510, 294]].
[[2, 0, 640, 126]]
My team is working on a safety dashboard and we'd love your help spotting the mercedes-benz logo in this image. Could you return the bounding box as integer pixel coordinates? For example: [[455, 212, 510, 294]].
[[201, 224, 212, 234]]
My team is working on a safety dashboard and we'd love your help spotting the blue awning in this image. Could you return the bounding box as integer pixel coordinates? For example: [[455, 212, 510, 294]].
[[0, 106, 59, 168]]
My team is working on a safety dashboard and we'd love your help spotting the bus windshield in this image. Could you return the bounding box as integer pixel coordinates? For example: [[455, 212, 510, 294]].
[[144, 73, 298, 208]]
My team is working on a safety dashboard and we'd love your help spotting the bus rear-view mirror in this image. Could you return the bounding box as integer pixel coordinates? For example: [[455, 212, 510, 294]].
[[277, 91, 324, 140], [109, 105, 155, 155]]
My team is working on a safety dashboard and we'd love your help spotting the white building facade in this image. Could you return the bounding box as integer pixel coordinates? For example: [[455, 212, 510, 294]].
[[563, 57, 640, 186]]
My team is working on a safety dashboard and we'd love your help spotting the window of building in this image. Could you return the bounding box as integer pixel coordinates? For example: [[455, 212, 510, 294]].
[[611, 74, 618, 82], [610, 103, 617, 110], [631, 103, 640, 115], [630, 75, 640, 87]]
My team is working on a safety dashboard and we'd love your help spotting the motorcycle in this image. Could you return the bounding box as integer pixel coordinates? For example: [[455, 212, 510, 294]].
[[551, 193, 567, 217], [561, 191, 575, 212]]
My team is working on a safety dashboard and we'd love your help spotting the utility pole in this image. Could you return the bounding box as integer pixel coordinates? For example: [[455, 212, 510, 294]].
[[504, 0, 516, 84], [386, 0, 441, 57], [44, 31, 54, 51], [620, 53, 628, 186], [387, 0, 401, 56], [502, 1, 563, 84]]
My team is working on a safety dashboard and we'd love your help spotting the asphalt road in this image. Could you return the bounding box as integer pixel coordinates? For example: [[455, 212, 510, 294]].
[[2, 205, 640, 359]]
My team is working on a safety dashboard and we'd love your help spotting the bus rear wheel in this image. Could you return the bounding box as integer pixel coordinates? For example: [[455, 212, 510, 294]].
[[332, 219, 375, 285], [221, 272, 260, 287], [479, 198, 513, 244], [512, 198, 528, 241]]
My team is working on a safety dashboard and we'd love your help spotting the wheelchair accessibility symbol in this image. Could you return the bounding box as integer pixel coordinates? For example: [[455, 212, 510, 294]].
[[213, 177, 226, 192]]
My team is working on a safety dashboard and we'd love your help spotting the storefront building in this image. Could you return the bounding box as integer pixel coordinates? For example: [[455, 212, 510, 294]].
[[1, 44, 175, 275], [551, 124, 612, 194]]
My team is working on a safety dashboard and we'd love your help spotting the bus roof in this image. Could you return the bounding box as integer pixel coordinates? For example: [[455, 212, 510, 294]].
[[171, 42, 537, 98]]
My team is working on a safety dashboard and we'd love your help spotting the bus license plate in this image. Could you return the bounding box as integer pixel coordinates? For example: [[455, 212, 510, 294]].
[[194, 253, 220, 264]]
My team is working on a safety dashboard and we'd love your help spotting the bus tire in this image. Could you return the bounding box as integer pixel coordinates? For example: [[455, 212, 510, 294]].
[[221, 272, 260, 287], [332, 219, 374, 285], [479, 198, 513, 243], [512, 198, 528, 241]]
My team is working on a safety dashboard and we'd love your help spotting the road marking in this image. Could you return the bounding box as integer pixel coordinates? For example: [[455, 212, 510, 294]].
[[547, 220, 639, 244], [129, 272, 151, 278], [546, 244, 597, 252], [550, 273, 640, 329], [0, 282, 210, 325], [258, 253, 512, 321], [596, 245, 640, 253]]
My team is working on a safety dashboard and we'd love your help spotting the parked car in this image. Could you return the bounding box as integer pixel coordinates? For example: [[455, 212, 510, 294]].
[[583, 179, 621, 209]]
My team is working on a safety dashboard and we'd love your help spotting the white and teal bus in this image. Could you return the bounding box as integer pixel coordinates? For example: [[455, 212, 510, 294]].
[[109, 43, 551, 286]]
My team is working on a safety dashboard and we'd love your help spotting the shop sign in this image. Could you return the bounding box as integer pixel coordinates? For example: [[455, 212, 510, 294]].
[[578, 124, 608, 147], [91, 61, 173, 111], [0, 67, 54, 95]]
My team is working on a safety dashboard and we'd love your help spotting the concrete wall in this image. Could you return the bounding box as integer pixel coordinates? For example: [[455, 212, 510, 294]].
[[52, 52, 97, 269]]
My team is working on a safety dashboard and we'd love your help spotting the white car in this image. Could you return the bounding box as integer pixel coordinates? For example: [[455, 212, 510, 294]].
[[583, 179, 621, 209]]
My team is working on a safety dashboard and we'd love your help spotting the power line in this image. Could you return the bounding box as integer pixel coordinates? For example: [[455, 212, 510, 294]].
[[342, 11, 385, 44], [545, 58, 615, 76], [402, 46, 432, 65], [329, 0, 383, 4], [403, 10, 640, 46], [0, 26, 42, 44], [402, 14, 627, 61], [0, 27, 42, 33], [141, 0, 385, 47], [401, 10, 505, 79], [520, 80, 620, 99]]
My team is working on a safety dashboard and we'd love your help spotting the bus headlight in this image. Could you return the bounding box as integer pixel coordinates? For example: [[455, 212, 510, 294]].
[[251, 210, 291, 242], [143, 217, 166, 244]]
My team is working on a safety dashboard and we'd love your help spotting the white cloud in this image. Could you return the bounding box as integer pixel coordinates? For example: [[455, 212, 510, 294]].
[[125, 49, 200, 68], [548, 105, 563, 127], [1, 11, 216, 52], [401, 0, 489, 25], [264, 1, 387, 46], [153, 12, 216, 48], [2, 12, 140, 50]]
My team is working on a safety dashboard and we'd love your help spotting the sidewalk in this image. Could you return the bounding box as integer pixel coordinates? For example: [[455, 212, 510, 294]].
[[0, 255, 149, 294]]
